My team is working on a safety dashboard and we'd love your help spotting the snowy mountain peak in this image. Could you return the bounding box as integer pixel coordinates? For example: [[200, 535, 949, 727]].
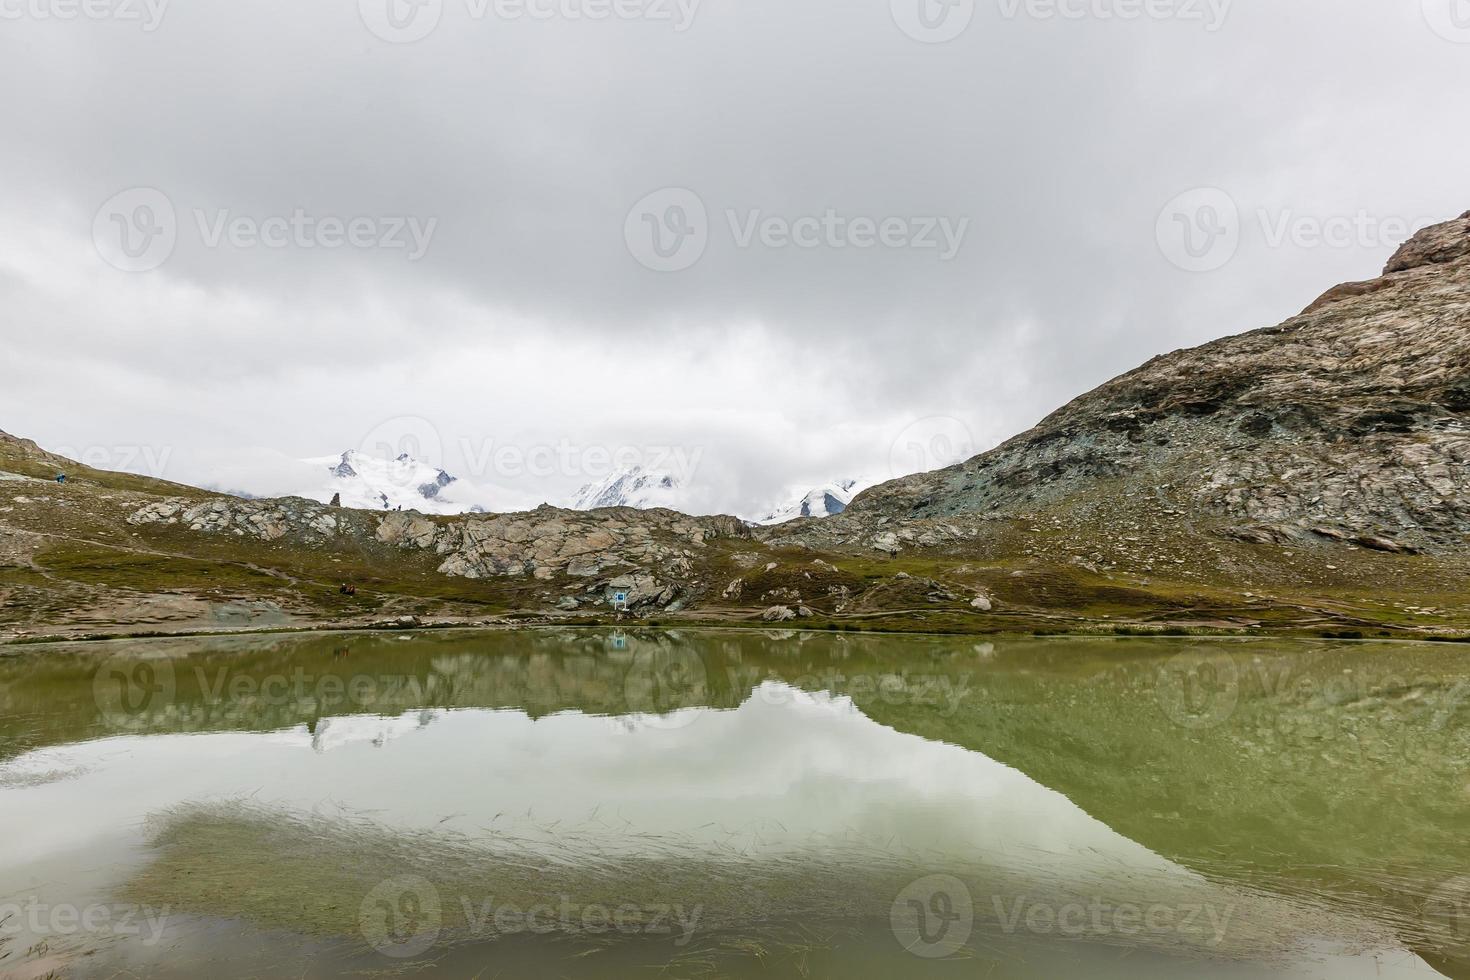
[[571, 466, 687, 511], [295, 449, 518, 515], [756, 477, 871, 526]]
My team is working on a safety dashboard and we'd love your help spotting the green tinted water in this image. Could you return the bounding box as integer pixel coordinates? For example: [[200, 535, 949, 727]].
[[1, 629, 1467, 978]]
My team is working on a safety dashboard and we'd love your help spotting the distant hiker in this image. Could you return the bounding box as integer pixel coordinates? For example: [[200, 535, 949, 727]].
[[339, 583, 357, 596], [55, 473, 66, 484], [329, 492, 341, 507]]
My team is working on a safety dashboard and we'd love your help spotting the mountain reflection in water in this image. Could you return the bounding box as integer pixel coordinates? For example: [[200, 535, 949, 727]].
[[0, 629, 1466, 979]]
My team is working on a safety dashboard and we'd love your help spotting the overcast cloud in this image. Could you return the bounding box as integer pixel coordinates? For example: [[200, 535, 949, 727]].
[[2, 0, 1468, 516]]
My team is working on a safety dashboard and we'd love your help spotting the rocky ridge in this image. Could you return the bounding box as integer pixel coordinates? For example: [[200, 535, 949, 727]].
[[793, 213, 1470, 558]]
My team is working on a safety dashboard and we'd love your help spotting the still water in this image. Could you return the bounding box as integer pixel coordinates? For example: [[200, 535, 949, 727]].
[[0, 628, 1467, 978]]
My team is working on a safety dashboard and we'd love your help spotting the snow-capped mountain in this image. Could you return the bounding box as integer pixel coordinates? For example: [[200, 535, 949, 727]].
[[570, 466, 689, 512], [756, 478, 872, 526], [301, 450, 531, 515]]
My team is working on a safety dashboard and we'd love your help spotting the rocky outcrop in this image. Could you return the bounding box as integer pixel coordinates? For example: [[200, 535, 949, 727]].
[[828, 213, 1470, 556], [122, 495, 750, 613], [129, 497, 339, 542], [380, 507, 746, 584]]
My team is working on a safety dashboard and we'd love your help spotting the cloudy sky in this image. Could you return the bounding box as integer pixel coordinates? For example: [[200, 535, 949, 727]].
[[2, 0, 1468, 517]]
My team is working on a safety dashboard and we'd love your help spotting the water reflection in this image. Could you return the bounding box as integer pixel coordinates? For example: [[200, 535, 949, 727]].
[[0, 629, 1467, 978]]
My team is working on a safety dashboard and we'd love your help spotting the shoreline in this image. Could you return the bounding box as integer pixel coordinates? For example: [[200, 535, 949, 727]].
[[5, 615, 1469, 650]]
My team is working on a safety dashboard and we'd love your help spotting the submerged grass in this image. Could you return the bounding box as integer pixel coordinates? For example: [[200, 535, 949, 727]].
[[118, 801, 1402, 971]]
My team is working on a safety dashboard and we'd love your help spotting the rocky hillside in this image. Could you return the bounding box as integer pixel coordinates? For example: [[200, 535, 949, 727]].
[[838, 213, 1470, 555]]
